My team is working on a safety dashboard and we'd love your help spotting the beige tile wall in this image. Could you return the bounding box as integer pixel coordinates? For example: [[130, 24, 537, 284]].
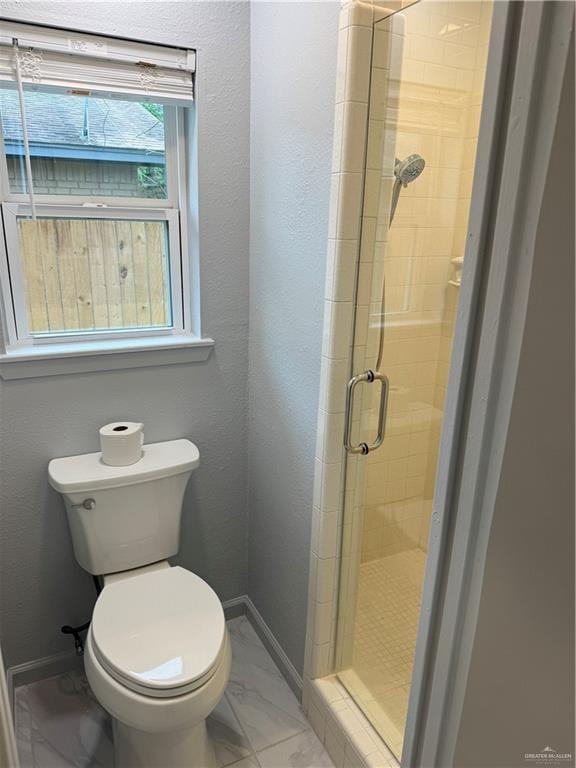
[[356, 0, 493, 565], [305, 0, 376, 688]]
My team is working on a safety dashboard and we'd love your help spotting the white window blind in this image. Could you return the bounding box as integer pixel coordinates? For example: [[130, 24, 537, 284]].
[[0, 21, 195, 105]]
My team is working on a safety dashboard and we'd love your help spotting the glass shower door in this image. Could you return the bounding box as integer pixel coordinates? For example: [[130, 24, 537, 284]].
[[335, 0, 493, 760]]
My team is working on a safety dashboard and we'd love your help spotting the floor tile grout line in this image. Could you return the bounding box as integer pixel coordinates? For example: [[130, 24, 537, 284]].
[[225, 616, 315, 757], [222, 689, 260, 765], [223, 680, 312, 758], [225, 754, 261, 768], [227, 757, 262, 768], [254, 724, 316, 756]]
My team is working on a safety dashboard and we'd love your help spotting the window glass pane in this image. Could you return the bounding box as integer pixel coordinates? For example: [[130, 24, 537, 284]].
[[17, 217, 172, 334], [0, 88, 167, 199]]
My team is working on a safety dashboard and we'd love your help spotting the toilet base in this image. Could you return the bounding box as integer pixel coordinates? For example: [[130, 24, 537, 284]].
[[113, 717, 217, 768]]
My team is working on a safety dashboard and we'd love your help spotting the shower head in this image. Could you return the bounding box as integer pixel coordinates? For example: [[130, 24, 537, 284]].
[[394, 153, 426, 187], [389, 153, 426, 226]]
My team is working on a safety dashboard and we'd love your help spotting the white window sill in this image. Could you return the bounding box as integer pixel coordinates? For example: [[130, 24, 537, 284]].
[[0, 334, 214, 379]]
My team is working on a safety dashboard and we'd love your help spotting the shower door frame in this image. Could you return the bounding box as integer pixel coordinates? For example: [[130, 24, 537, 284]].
[[404, 2, 575, 765], [398, 0, 517, 761], [303, 1, 574, 766]]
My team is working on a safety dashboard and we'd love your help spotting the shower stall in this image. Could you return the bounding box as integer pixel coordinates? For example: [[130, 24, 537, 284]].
[[305, 0, 495, 763], [336, 2, 493, 758]]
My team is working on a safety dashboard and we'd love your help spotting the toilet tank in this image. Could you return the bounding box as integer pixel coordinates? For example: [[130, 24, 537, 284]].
[[48, 439, 199, 576]]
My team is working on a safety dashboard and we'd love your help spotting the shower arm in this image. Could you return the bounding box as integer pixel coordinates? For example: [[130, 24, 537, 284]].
[[389, 177, 403, 228]]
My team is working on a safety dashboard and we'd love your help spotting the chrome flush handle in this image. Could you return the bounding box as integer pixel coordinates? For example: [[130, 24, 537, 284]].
[[70, 498, 96, 510], [344, 370, 389, 455]]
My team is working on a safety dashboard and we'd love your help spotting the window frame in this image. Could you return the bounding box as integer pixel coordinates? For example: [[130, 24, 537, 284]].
[[0, 101, 193, 349]]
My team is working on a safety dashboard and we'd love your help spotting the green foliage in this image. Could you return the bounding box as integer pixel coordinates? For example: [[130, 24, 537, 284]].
[[141, 102, 164, 122], [137, 164, 167, 198], [135, 104, 166, 197]]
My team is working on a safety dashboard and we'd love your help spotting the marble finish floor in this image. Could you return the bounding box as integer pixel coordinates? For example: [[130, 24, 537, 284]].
[[14, 616, 333, 768]]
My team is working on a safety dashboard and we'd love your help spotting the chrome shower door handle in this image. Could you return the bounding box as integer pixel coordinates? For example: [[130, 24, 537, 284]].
[[344, 370, 389, 455], [344, 371, 371, 455], [371, 371, 390, 452]]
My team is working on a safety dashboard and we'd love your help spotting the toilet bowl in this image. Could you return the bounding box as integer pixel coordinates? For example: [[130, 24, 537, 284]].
[[84, 563, 231, 768], [48, 439, 230, 767]]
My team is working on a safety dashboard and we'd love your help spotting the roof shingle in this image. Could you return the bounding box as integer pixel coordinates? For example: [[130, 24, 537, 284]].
[[0, 90, 164, 153]]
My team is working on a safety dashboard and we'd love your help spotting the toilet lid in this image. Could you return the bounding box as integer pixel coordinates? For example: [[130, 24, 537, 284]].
[[91, 566, 226, 698]]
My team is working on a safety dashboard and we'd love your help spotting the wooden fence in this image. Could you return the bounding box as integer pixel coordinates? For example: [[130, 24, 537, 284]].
[[18, 218, 170, 334]]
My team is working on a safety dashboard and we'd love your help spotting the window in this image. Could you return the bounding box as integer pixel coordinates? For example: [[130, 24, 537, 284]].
[[0, 22, 202, 367]]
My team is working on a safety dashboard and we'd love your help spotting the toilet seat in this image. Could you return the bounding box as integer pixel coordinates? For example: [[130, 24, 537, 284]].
[[91, 566, 226, 699]]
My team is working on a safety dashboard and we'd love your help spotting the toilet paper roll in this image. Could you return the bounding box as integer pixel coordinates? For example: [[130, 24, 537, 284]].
[[99, 422, 144, 466]]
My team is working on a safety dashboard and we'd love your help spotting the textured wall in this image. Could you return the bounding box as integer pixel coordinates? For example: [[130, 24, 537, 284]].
[[0, 1, 250, 668], [247, 2, 339, 674]]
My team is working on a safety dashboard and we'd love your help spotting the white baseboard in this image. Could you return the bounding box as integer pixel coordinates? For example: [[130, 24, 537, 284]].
[[237, 595, 303, 700], [0, 644, 19, 768], [222, 595, 247, 620], [6, 651, 83, 720], [7, 595, 303, 709]]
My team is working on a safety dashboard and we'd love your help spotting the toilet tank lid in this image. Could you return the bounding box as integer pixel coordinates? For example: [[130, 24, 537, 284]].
[[48, 439, 199, 493]]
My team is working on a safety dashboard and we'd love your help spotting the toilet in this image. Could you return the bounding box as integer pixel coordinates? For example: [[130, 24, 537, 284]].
[[48, 439, 231, 768]]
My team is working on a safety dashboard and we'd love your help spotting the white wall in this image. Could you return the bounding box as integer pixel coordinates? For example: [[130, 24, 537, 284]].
[[247, 2, 340, 673], [453, 32, 574, 767], [0, 1, 251, 668]]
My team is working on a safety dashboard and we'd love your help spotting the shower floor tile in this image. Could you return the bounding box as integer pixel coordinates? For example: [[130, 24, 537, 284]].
[[338, 548, 427, 760], [13, 616, 333, 768]]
